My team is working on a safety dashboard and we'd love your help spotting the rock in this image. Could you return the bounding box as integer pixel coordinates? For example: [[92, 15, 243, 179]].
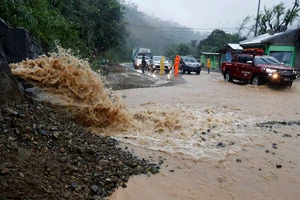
[[91, 185, 99, 194], [18, 147, 31, 161], [51, 126, 59, 131], [0, 167, 10, 175], [98, 159, 110, 166], [276, 164, 282, 169], [52, 132, 60, 139], [217, 142, 227, 147], [0, 101, 161, 199], [3, 28, 41, 64], [0, 18, 43, 106], [70, 182, 78, 189], [236, 159, 242, 163], [59, 147, 65, 153], [38, 129, 47, 136], [0, 66, 25, 105], [282, 134, 292, 138]]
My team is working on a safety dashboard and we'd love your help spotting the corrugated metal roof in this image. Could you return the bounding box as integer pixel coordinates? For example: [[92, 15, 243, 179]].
[[201, 52, 220, 55], [240, 29, 298, 46], [227, 43, 243, 50]]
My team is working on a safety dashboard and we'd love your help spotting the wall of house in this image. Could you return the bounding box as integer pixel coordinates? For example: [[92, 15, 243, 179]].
[[264, 29, 300, 68], [265, 45, 296, 67], [200, 54, 220, 69]]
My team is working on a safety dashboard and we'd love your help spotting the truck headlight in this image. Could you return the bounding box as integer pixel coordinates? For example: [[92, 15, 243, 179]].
[[272, 73, 279, 79], [266, 68, 277, 74]]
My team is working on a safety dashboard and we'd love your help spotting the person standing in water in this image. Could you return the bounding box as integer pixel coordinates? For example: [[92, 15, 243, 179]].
[[207, 58, 211, 74], [141, 55, 146, 73]]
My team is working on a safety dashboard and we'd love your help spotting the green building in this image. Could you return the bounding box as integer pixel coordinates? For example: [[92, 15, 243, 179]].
[[200, 52, 220, 69], [239, 28, 300, 68]]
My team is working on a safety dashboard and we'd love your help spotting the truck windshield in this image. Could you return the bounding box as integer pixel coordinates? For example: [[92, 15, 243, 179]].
[[254, 56, 281, 65]]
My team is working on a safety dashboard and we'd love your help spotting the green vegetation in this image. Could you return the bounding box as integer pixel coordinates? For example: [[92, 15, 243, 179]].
[[256, 0, 300, 34], [0, 0, 127, 61], [197, 29, 246, 54], [1, 0, 299, 65]]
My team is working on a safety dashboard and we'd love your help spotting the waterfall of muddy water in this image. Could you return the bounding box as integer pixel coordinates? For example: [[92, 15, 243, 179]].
[[9, 47, 265, 161], [9, 46, 129, 129]]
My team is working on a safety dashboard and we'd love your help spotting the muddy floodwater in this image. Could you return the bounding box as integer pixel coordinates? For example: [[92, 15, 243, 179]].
[[110, 71, 300, 200], [9, 51, 300, 200]]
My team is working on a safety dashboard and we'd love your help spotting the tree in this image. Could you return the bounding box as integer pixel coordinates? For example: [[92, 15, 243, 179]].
[[0, 0, 75, 51], [59, 0, 128, 57], [256, 0, 300, 34], [177, 43, 191, 55], [196, 29, 246, 54], [0, 0, 127, 60]]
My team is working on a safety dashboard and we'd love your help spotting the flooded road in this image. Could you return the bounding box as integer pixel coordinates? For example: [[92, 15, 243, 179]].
[[9, 52, 300, 200], [110, 71, 300, 200]]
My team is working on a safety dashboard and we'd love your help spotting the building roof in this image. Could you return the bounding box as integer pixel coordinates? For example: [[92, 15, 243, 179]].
[[239, 29, 299, 46], [201, 52, 220, 55], [227, 43, 243, 50], [216, 43, 243, 54]]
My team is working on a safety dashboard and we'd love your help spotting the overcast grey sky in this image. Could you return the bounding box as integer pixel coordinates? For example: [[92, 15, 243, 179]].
[[126, 0, 299, 32]]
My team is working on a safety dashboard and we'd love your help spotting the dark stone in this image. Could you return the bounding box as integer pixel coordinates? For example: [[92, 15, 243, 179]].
[[97, 159, 110, 166], [0, 18, 9, 38], [276, 164, 282, 169], [38, 129, 47, 136], [272, 143, 278, 149], [0, 17, 42, 106], [282, 134, 292, 138], [217, 142, 227, 147], [70, 182, 78, 189], [91, 185, 99, 194], [0, 65, 25, 105], [236, 159, 242, 163], [3, 28, 41, 64]]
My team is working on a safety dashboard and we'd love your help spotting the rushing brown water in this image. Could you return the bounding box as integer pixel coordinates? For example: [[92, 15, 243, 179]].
[[10, 48, 300, 199], [10, 46, 129, 129]]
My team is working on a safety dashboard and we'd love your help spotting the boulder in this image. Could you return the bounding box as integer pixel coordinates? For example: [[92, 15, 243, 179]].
[[0, 18, 42, 105], [3, 28, 42, 64], [0, 62, 25, 105]]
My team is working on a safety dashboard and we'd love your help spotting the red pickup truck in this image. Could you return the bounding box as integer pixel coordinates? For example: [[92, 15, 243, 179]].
[[221, 50, 297, 87]]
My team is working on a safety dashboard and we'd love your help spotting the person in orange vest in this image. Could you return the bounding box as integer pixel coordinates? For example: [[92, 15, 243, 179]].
[[207, 58, 211, 74], [174, 55, 180, 76]]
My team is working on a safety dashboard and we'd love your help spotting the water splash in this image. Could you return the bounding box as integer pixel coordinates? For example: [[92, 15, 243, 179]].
[[9, 47, 266, 161], [10, 46, 128, 128]]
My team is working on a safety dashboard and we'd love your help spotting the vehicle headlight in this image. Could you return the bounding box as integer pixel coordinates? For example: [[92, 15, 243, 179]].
[[272, 73, 279, 79], [266, 68, 277, 74]]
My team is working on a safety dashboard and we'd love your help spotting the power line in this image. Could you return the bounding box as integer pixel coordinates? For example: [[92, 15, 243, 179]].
[[127, 24, 239, 31], [209, 0, 249, 21]]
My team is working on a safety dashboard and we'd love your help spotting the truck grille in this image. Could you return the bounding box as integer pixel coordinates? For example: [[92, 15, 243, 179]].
[[279, 70, 293, 76]]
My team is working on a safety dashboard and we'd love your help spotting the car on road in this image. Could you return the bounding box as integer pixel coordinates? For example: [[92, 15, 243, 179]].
[[179, 56, 201, 74], [221, 49, 297, 87], [150, 56, 172, 73], [133, 55, 151, 69]]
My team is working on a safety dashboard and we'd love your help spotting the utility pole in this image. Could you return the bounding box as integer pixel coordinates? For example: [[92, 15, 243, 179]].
[[254, 0, 261, 36]]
